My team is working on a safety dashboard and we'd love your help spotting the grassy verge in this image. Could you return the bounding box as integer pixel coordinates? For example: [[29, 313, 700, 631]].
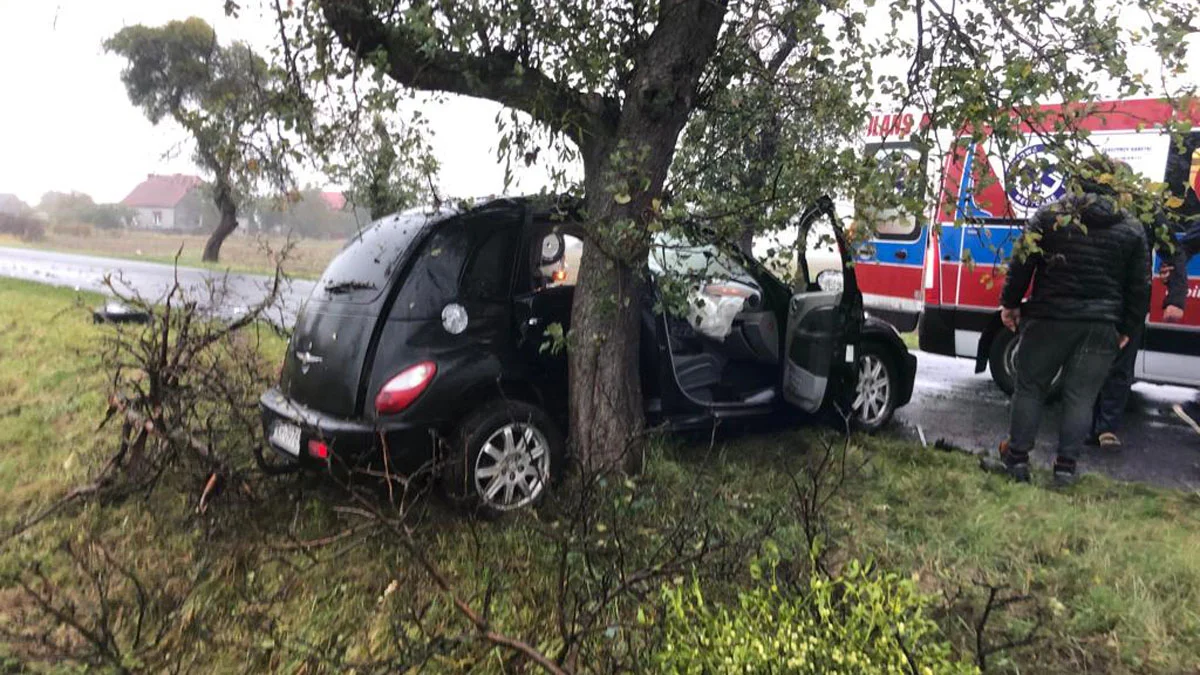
[[0, 230, 342, 280], [1, 277, 1197, 673]]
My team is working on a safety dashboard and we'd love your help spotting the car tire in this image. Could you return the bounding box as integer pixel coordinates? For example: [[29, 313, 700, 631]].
[[852, 342, 899, 433], [988, 329, 1062, 399], [442, 400, 564, 516]]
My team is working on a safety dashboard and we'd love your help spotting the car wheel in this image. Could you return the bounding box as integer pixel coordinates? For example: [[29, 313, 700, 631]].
[[443, 400, 564, 515], [988, 329, 1062, 398], [852, 343, 899, 433]]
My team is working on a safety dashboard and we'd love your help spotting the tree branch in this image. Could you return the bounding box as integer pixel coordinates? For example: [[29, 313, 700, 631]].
[[319, 0, 616, 147]]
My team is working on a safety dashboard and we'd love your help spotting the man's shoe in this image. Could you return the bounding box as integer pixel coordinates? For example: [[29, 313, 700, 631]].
[[980, 440, 1031, 483], [1172, 403, 1200, 436], [1052, 457, 1078, 489], [1097, 432, 1122, 449]]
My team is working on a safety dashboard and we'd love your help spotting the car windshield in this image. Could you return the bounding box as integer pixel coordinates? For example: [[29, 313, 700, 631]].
[[648, 232, 757, 286], [315, 209, 441, 303]]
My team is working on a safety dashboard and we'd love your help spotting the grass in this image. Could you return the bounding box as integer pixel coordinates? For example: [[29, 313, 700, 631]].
[[1, 276, 1198, 673], [0, 229, 343, 280]]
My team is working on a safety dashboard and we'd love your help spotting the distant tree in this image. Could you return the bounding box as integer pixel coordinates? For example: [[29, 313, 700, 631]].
[[252, 189, 367, 239], [38, 191, 134, 230], [174, 185, 223, 231], [38, 191, 96, 221], [86, 204, 135, 230], [105, 18, 295, 261], [0, 194, 31, 217], [351, 115, 427, 220]]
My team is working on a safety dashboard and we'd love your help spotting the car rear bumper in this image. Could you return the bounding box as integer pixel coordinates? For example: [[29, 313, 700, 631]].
[[259, 387, 436, 471]]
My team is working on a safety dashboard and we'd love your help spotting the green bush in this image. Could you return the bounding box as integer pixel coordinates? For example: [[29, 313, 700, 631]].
[[656, 559, 978, 675], [0, 213, 45, 241]]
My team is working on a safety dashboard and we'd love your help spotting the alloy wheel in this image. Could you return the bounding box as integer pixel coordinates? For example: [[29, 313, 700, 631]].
[[473, 422, 551, 511], [853, 353, 891, 426]]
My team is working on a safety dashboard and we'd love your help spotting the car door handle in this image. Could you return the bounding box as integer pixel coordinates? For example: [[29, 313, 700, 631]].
[[894, 250, 907, 260]]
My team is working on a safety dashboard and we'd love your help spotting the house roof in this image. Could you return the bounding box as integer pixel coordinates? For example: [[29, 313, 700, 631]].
[[121, 174, 203, 209], [318, 191, 347, 211]]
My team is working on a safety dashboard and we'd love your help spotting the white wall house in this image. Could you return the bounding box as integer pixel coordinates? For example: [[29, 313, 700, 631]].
[[120, 174, 204, 229]]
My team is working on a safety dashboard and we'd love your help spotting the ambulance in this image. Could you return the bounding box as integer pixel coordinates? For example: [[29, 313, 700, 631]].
[[854, 99, 1200, 393]]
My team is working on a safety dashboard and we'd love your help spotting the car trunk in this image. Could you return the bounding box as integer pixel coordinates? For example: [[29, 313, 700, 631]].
[[279, 210, 437, 418], [280, 302, 379, 418]]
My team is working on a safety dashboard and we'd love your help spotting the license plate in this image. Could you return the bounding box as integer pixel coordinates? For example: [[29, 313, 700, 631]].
[[269, 421, 302, 456]]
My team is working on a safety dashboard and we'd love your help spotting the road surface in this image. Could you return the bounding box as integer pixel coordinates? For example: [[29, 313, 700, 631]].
[[3, 246, 1197, 489], [0, 246, 313, 325]]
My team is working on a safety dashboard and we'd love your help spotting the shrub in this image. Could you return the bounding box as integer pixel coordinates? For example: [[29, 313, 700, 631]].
[[50, 221, 94, 238], [0, 213, 45, 241], [656, 559, 979, 675]]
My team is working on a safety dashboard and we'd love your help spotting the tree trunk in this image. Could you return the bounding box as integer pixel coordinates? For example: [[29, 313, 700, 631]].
[[566, 0, 726, 474], [567, 239, 647, 474], [202, 177, 238, 262]]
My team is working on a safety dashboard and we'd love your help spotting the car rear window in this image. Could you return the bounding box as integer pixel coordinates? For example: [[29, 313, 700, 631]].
[[314, 210, 438, 304]]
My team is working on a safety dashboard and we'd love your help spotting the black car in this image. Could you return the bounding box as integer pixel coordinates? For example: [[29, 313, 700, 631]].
[[260, 196, 917, 512]]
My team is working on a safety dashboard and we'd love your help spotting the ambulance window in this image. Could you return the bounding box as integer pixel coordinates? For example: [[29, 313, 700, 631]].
[[863, 144, 924, 242], [536, 232, 584, 289], [802, 215, 846, 293]]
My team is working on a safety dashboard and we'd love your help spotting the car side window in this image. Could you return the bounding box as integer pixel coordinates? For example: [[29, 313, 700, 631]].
[[462, 226, 518, 300]]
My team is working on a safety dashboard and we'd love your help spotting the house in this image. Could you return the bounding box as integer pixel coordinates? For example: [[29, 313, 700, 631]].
[[318, 191, 347, 211], [120, 174, 204, 229]]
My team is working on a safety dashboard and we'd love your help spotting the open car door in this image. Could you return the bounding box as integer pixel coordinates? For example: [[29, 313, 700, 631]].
[[782, 196, 864, 414]]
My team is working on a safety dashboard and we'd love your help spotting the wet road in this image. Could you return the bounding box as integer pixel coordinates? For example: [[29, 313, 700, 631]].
[[895, 351, 1200, 490], [3, 247, 1198, 490], [0, 246, 313, 325]]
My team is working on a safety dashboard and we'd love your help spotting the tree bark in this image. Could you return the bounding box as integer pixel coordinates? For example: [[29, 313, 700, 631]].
[[567, 238, 647, 473], [202, 175, 238, 262]]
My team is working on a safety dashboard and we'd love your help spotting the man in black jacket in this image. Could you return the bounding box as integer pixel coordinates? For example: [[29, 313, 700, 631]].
[[1091, 208, 1189, 448], [995, 155, 1151, 486]]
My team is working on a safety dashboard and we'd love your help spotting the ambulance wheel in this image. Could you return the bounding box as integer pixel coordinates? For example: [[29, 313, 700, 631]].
[[988, 329, 1062, 399]]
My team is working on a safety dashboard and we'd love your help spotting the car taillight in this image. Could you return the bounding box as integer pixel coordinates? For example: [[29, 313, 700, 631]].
[[307, 439, 329, 460], [374, 361, 437, 415]]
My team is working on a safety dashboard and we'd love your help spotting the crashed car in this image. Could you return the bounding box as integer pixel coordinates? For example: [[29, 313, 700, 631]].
[[260, 196, 917, 512]]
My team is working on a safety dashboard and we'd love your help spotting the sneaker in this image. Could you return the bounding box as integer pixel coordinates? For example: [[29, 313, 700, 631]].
[[1172, 403, 1200, 436], [1096, 432, 1122, 449], [1052, 457, 1077, 488], [980, 440, 1031, 483]]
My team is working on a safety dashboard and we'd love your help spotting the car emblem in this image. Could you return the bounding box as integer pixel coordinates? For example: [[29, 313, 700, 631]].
[[295, 349, 323, 374]]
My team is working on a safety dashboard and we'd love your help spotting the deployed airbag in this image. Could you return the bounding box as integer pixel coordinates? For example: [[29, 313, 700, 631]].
[[687, 291, 746, 341]]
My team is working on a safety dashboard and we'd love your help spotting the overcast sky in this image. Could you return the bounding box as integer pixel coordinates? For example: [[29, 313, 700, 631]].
[[0, 1, 1196, 207], [0, 0, 552, 206]]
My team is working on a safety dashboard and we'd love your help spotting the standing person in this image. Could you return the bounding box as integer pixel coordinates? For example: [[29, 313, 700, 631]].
[[991, 155, 1151, 487], [1092, 207, 1189, 448], [1166, 221, 1200, 432]]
